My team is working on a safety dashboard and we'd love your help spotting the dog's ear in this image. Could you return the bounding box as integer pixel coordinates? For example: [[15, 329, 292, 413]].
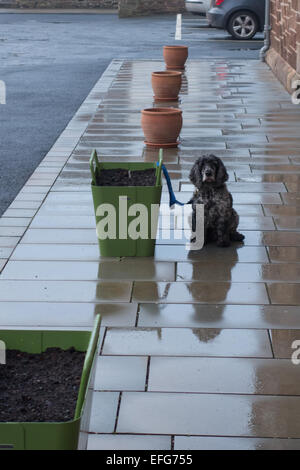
[[215, 156, 228, 185], [189, 157, 203, 188]]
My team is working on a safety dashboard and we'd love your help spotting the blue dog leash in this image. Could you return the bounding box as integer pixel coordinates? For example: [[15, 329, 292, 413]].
[[157, 149, 190, 208], [161, 164, 185, 207]]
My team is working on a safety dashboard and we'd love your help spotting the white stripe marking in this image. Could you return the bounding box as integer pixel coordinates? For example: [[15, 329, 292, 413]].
[[175, 13, 182, 41]]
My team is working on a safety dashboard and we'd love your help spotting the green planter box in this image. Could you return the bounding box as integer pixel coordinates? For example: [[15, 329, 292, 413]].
[[0, 315, 101, 450], [90, 150, 163, 257]]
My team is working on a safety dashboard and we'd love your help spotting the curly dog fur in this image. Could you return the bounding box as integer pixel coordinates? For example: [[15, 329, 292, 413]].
[[189, 154, 245, 247]]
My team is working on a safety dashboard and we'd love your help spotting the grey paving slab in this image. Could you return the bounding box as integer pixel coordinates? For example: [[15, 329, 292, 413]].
[[2, 260, 175, 282], [88, 434, 171, 450], [264, 205, 300, 216], [102, 327, 272, 357], [181, 182, 287, 193], [94, 356, 148, 391], [174, 436, 300, 450], [267, 246, 300, 263], [0, 302, 137, 327], [137, 304, 300, 329], [0, 260, 6, 272], [274, 217, 300, 231], [19, 228, 280, 247], [29, 215, 95, 229], [270, 330, 300, 359], [21, 228, 97, 244], [153, 245, 269, 263], [262, 232, 300, 246], [281, 193, 300, 206], [13, 193, 47, 203], [0, 247, 14, 259], [148, 357, 300, 395], [0, 218, 31, 227], [0, 280, 132, 302], [20, 187, 51, 195], [132, 281, 269, 304], [9, 201, 42, 210], [267, 283, 300, 305], [89, 391, 119, 433], [3, 209, 37, 218], [117, 392, 300, 437], [10, 243, 270, 263], [0, 237, 20, 247], [176, 262, 300, 283], [156, 230, 300, 247], [0, 227, 26, 237]]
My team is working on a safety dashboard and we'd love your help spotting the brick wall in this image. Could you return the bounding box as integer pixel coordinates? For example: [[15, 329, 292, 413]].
[[0, 0, 185, 11], [0, 0, 118, 8], [119, 0, 186, 18], [270, 0, 300, 71], [267, 0, 300, 92]]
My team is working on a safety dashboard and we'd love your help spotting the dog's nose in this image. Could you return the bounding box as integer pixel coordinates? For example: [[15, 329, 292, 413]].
[[205, 170, 212, 176]]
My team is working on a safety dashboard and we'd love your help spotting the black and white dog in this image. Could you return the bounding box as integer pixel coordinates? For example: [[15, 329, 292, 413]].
[[189, 154, 245, 247]]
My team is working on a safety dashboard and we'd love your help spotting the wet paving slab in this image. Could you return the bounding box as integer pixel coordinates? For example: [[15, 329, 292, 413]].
[[0, 302, 138, 328], [148, 356, 300, 395], [131, 281, 270, 304], [137, 304, 300, 329], [1, 59, 300, 447], [176, 262, 300, 283], [116, 392, 300, 437], [267, 283, 300, 305], [274, 216, 300, 231], [0, 279, 133, 302], [2, 260, 176, 282], [19, 228, 300, 247], [281, 193, 300, 206], [102, 327, 272, 357], [174, 436, 300, 450]]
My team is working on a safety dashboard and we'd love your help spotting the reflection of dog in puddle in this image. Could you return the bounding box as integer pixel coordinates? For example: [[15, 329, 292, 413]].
[[189, 154, 244, 247], [192, 328, 222, 343], [187, 243, 240, 341]]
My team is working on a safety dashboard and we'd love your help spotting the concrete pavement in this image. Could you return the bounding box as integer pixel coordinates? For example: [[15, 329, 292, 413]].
[[1, 56, 300, 448]]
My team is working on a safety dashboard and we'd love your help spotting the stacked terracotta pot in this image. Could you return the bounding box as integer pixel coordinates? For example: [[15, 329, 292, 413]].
[[141, 46, 188, 149]]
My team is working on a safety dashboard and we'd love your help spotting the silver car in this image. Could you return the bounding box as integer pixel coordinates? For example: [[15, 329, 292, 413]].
[[185, 0, 211, 15]]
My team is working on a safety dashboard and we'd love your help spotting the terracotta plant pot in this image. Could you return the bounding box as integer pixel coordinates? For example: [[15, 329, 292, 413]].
[[151, 71, 182, 101], [163, 45, 188, 70], [141, 107, 183, 148]]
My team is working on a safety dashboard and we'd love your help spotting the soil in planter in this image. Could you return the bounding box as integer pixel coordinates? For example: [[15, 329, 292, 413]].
[[0, 347, 85, 422], [96, 168, 156, 187]]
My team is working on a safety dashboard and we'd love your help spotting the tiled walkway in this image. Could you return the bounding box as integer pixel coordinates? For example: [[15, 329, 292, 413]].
[[1, 59, 300, 450]]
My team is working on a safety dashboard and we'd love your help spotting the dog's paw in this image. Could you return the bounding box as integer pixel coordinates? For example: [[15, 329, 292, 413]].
[[231, 232, 245, 242]]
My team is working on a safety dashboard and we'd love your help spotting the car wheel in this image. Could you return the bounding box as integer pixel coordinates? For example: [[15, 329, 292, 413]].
[[227, 11, 258, 40]]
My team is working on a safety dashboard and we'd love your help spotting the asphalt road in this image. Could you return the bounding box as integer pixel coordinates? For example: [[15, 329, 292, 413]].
[[0, 12, 264, 215]]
